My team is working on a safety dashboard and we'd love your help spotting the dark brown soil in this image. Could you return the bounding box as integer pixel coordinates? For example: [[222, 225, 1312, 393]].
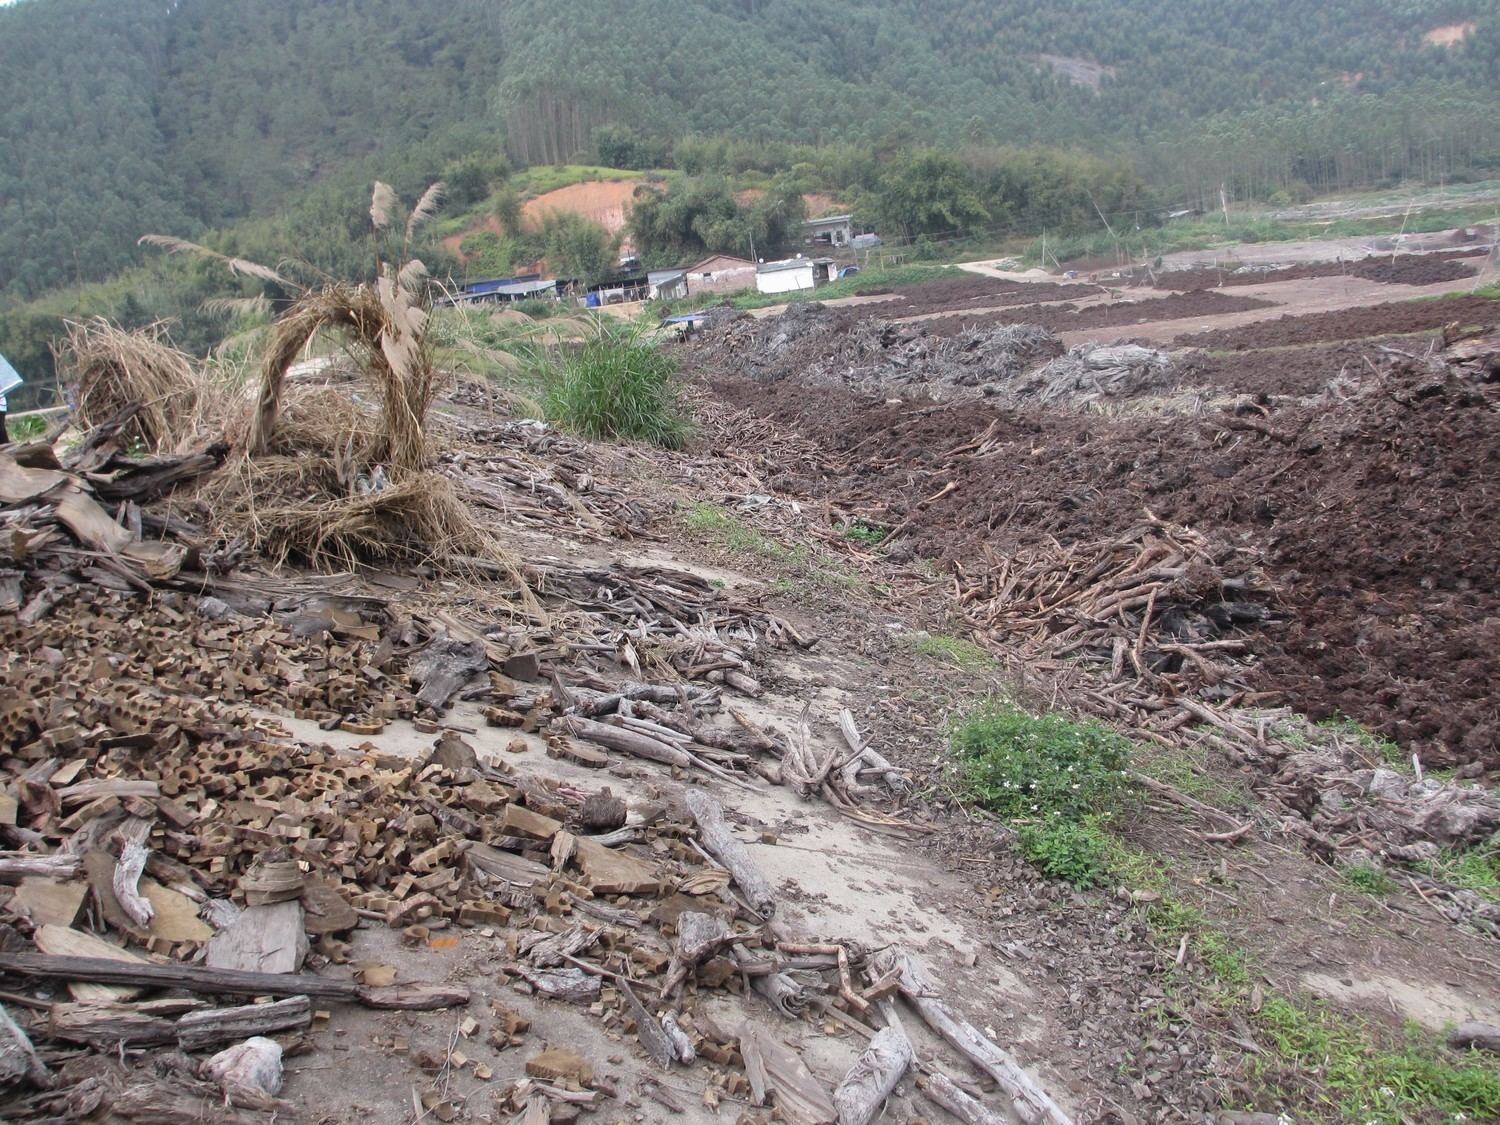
[[1179, 294, 1500, 350], [704, 349, 1500, 769], [1176, 336, 1435, 397], [857, 274, 1101, 315], [922, 290, 1274, 336], [1155, 249, 1485, 291]]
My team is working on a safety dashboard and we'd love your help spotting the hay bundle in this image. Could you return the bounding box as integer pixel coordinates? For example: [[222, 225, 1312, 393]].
[[58, 318, 200, 452]]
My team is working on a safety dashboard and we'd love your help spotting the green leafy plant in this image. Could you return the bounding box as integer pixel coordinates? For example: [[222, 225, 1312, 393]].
[[953, 704, 1130, 823], [543, 333, 688, 448], [911, 633, 991, 670], [1016, 818, 1113, 888], [839, 521, 886, 546], [6, 413, 50, 441], [953, 704, 1131, 888]]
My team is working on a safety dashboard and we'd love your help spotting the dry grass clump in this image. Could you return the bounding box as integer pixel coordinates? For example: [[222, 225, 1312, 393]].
[[192, 381, 493, 569], [143, 180, 516, 572], [57, 318, 201, 452]]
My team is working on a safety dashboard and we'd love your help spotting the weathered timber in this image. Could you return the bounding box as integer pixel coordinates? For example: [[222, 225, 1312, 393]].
[[556, 716, 692, 768], [832, 1021, 914, 1125], [0, 1002, 49, 1087], [112, 841, 154, 928], [0, 952, 470, 1009], [205, 900, 308, 976], [0, 854, 80, 883], [177, 996, 311, 1050], [917, 1072, 1008, 1125], [684, 788, 776, 918], [874, 949, 1072, 1125]]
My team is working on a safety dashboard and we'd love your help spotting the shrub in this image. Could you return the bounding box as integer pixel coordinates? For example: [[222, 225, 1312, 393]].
[[543, 335, 688, 448], [952, 704, 1130, 822]]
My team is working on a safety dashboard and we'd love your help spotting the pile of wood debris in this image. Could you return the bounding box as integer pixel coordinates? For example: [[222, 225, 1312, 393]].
[[0, 416, 1076, 1123]]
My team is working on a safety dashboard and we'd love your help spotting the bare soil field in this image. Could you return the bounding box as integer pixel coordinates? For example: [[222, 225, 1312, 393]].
[[520, 179, 644, 234], [921, 290, 1275, 335], [1179, 293, 1500, 350], [694, 304, 1500, 770], [854, 274, 1102, 316], [1153, 249, 1485, 292]]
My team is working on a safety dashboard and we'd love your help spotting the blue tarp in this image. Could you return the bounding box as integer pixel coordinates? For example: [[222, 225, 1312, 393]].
[[0, 351, 22, 398]]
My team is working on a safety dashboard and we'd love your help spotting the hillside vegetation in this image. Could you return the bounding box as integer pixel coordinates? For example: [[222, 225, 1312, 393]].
[[2, 0, 1499, 405]]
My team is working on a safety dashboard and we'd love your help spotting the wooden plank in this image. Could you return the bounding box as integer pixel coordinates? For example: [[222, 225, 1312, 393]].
[[143, 882, 214, 944], [32, 924, 148, 1003], [46, 1001, 178, 1047], [176, 995, 311, 1050], [205, 901, 308, 975], [572, 837, 661, 896], [0, 952, 469, 1010], [12, 877, 86, 928], [499, 803, 562, 841]]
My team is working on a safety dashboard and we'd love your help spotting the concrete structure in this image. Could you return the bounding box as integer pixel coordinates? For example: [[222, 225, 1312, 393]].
[[754, 256, 835, 295], [803, 214, 855, 248], [685, 254, 757, 296], [647, 268, 689, 301]]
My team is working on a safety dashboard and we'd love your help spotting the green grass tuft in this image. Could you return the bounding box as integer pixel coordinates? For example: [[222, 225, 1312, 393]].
[[1418, 833, 1500, 905], [1341, 861, 1397, 896], [6, 414, 50, 441], [543, 335, 689, 448], [1017, 817, 1114, 888], [839, 522, 886, 546], [911, 633, 992, 670], [953, 704, 1131, 823]]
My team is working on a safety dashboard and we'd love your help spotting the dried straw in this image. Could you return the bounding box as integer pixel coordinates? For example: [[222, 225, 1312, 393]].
[[57, 319, 200, 452]]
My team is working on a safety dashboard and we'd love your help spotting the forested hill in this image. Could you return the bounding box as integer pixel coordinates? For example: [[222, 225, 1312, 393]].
[[3, 0, 1499, 298]]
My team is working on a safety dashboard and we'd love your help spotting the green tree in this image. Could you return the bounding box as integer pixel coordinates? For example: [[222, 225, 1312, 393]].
[[872, 151, 989, 239], [539, 212, 619, 284]]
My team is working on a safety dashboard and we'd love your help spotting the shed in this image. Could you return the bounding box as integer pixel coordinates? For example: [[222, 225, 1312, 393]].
[[754, 257, 835, 296], [685, 254, 757, 296], [444, 274, 558, 306], [803, 214, 855, 248], [647, 268, 689, 301]]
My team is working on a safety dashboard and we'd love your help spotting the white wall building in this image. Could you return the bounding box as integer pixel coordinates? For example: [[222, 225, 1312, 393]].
[[754, 256, 835, 295]]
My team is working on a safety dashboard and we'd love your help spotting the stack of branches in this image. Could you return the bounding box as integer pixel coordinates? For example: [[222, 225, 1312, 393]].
[[956, 518, 1275, 715], [57, 319, 201, 453]]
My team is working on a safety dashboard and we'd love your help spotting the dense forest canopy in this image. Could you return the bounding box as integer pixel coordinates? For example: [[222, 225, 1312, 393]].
[[2, 0, 1499, 386]]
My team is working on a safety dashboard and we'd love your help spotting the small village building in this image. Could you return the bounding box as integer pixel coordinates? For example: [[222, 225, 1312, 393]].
[[802, 214, 854, 248], [685, 254, 757, 296], [443, 274, 558, 306], [647, 268, 689, 301], [754, 256, 835, 295], [583, 272, 649, 306]]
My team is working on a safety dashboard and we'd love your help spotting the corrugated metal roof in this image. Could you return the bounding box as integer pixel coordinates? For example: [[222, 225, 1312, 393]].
[[647, 269, 687, 285]]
